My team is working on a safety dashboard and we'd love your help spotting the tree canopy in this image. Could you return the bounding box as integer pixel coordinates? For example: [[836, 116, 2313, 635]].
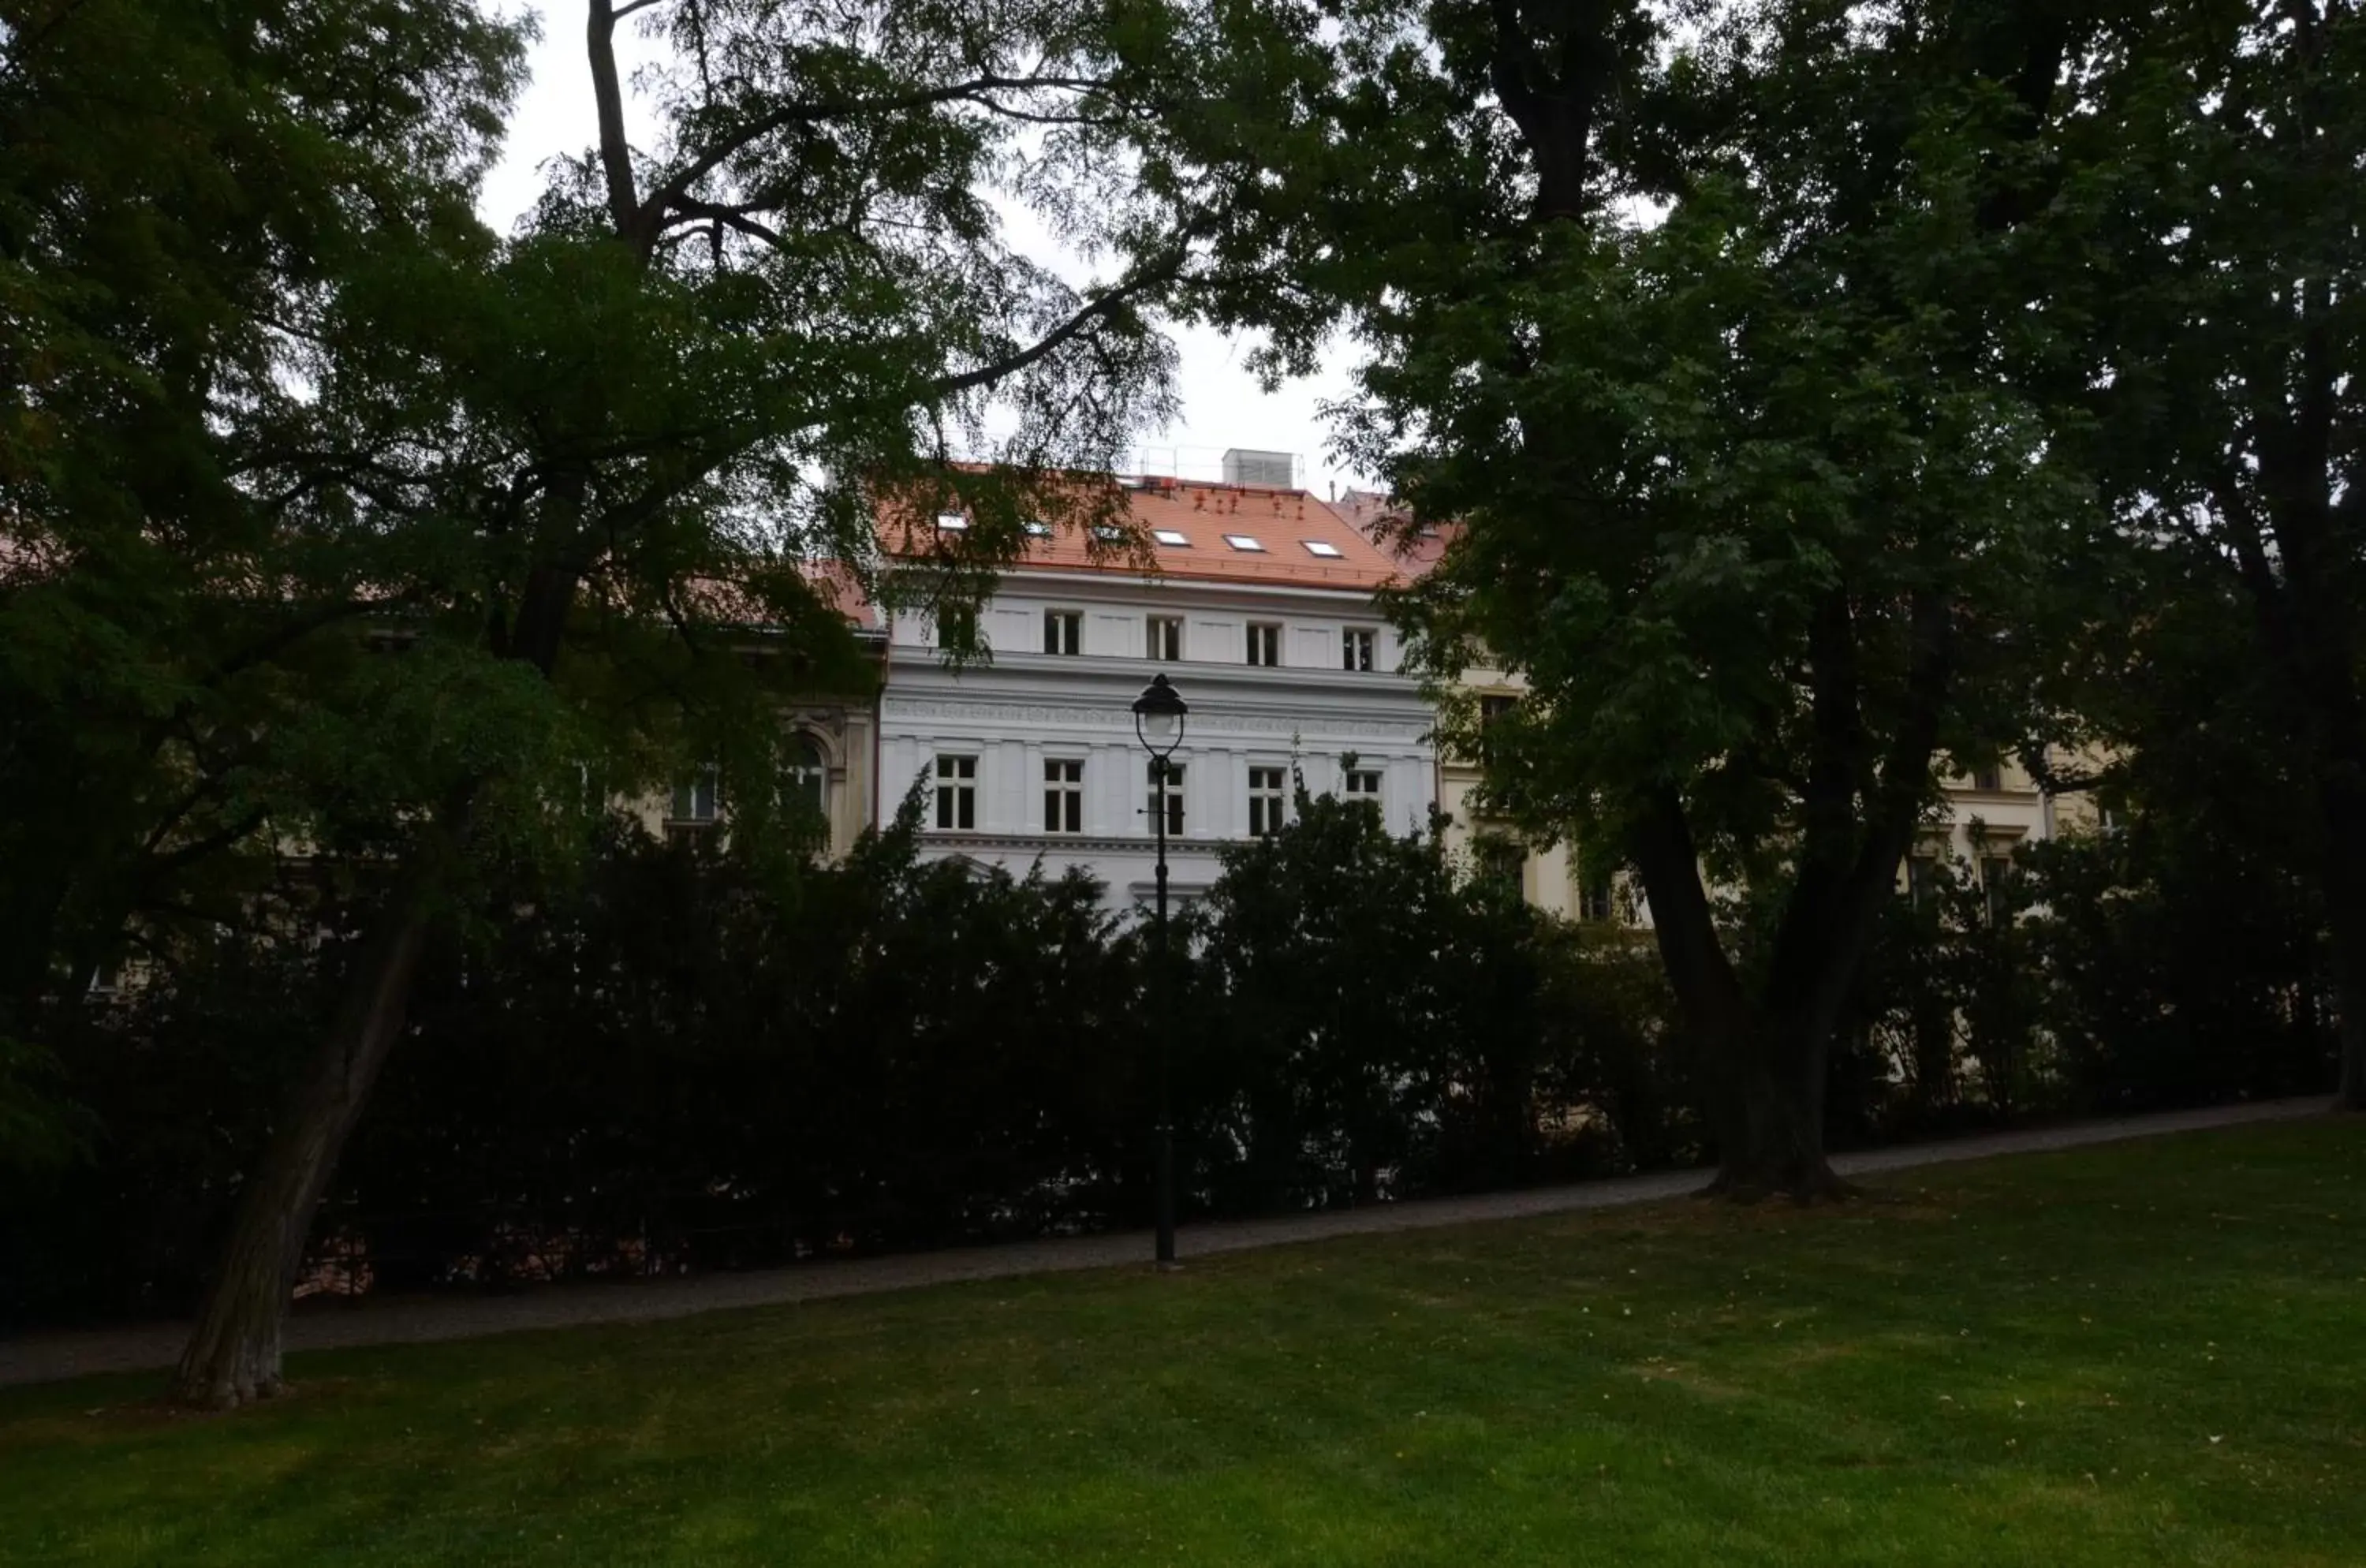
[[1135, 0, 2103, 1193]]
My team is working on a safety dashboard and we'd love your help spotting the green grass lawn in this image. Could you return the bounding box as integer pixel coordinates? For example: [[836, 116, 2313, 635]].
[[2, 1121, 2360, 1566]]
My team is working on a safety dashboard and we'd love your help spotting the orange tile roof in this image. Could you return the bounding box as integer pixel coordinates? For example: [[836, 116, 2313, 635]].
[[800, 558, 883, 631], [1329, 487, 1454, 577], [883, 474, 1402, 592]]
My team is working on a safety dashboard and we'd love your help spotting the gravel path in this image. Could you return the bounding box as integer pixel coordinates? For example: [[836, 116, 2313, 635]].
[[0, 1096, 2332, 1391]]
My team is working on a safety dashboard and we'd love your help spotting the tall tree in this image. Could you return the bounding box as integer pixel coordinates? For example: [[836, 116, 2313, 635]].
[[170, 0, 1200, 1405], [1143, 0, 2097, 1194], [2078, 0, 2366, 1108], [0, 0, 529, 1152]]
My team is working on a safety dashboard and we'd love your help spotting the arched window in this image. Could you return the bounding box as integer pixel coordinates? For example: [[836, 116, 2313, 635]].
[[786, 734, 827, 821]]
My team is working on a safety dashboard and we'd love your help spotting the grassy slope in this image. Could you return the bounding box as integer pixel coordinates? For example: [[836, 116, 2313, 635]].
[[1, 1121, 2360, 1566]]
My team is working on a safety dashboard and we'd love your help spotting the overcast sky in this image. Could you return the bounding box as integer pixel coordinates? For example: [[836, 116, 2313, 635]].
[[476, 7, 1375, 497]]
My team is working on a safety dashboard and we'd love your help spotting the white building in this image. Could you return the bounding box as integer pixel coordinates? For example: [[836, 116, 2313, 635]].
[[875, 465, 1437, 907]]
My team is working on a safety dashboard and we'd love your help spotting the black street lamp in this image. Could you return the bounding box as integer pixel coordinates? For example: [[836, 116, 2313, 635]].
[[1133, 673, 1188, 1267]]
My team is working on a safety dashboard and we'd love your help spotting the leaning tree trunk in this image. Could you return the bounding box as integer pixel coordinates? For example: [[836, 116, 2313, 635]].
[[172, 890, 434, 1407]]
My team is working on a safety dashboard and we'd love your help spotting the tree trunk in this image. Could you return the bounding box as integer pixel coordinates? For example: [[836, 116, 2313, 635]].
[[2316, 773, 2366, 1110], [2333, 968, 2366, 1111], [170, 887, 434, 1407], [1691, 1011, 1853, 1201], [170, 498, 583, 1407], [1626, 788, 1859, 1202]]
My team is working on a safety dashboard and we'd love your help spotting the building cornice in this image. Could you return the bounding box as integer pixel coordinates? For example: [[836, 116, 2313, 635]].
[[883, 693, 1431, 743], [927, 831, 1237, 857]]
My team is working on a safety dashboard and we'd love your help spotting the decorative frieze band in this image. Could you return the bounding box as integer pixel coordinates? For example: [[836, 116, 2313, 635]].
[[882, 695, 1428, 743]]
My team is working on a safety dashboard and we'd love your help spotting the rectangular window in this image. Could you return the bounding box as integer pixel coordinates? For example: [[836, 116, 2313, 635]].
[[1906, 855, 1942, 909], [1147, 616, 1184, 662], [1343, 767, 1383, 804], [1980, 853, 2015, 924], [1043, 610, 1081, 655], [1578, 861, 1616, 923], [670, 767, 722, 824], [1043, 758, 1083, 834], [1146, 761, 1185, 836], [935, 755, 976, 831], [1248, 766, 1287, 837], [935, 604, 976, 650], [1479, 693, 1517, 760], [1246, 622, 1282, 666], [1342, 628, 1376, 671], [1476, 838, 1524, 894], [1972, 763, 2003, 793]]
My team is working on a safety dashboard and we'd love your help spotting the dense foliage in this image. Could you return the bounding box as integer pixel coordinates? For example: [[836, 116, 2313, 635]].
[[3, 0, 2356, 1362], [1128, 0, 2109, 1195], [2068, 0, 2366, 1107], [13, 763, 2328, 1327], [1, 790, 1684, 1325]]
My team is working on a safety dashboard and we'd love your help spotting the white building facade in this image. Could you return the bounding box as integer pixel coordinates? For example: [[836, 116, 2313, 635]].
[[876, 475, 1436, 907]]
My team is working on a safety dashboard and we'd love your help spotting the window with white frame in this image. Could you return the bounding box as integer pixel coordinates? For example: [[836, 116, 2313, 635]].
[[935, 755, 976, 830], [1980, 852, 2017, 925], [786, 735, 827, 820], [1145, 760, 1185, 835], [670, 767, 722, 825], [1476, 837, 1525, 894], [1246, 622, 1281, 666], [1342, 627, 1376, 671], [1577, 858, 1617, 923], [1147, 615, 1184, 661], [1043, 609, 1082, 655], [1248, 766, 1287, 837], [1342, 767, 1383, 805], [1043, 758, 1084, 834]]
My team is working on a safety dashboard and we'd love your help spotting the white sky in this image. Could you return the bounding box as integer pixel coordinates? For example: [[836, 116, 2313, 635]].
[[477, 6, 1375, 497]]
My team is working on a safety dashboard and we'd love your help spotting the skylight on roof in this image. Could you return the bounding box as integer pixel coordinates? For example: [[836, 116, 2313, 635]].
[[1223, 534, 1267, 552], [1091, 525, 1125, 543], [1022, 520, 1053, 537], [1152, 529, 1191, 547], [1301, 539, 1344, 558], [935, 513, 968, 531]]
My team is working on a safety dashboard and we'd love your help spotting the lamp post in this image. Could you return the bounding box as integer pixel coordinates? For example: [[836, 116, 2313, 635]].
[[1132, 673, 1188, 1267]]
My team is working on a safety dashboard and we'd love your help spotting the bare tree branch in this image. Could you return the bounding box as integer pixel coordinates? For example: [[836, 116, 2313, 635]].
[[587, 0, 643, 236], [640, 73, 1106, 239], [927, 259, 1179, 401]]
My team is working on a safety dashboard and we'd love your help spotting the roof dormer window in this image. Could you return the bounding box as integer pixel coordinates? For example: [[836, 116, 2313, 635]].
[[1301, 539, 1344, 558], [1152, 529, 1191, 547], [1223, 534, 1267, 552]]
